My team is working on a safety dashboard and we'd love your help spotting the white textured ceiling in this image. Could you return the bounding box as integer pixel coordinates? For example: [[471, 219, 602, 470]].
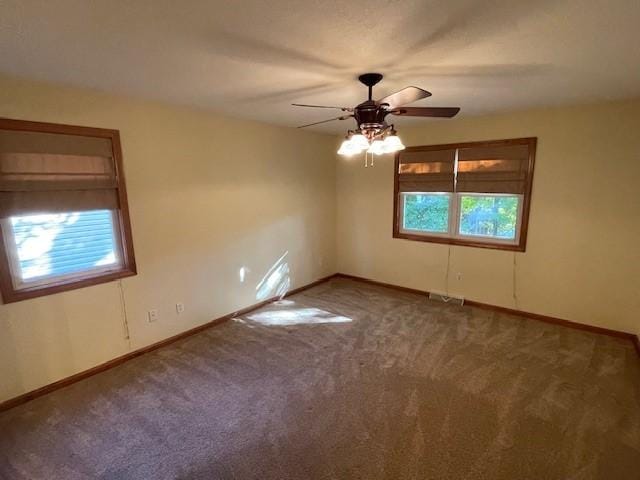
[[1, 0, 639, 133]]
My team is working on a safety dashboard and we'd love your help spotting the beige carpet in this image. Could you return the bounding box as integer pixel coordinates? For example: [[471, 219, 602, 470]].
[[1, 278, 639, 479]]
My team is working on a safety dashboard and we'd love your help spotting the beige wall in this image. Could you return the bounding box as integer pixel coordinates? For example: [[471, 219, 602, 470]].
[[0, 75, 337, 403], [337, 101, 640, 336]]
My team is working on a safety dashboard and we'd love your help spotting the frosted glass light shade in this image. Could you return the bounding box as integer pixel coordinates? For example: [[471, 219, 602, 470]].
[[337, 139, 360, 156], [382, 134, 405, 153], [350, 134, 369, 150]]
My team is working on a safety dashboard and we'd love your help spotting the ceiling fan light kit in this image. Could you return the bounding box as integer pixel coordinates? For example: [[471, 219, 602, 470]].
[[293, 73, 460, 160], [338, 128, 405, 156]]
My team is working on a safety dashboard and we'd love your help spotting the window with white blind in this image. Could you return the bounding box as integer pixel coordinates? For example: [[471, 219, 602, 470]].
[[0, 119, 136, 303], [393, 138, 536, 251]]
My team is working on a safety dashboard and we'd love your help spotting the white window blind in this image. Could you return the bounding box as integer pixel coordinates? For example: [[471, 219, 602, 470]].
[[4, 209, 121, 288]]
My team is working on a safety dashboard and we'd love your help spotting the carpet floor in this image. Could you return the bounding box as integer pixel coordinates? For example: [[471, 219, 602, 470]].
[[1, 278, 639, 479]]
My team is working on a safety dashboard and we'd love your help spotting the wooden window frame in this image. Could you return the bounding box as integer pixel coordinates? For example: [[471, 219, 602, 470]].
[[393, 137, 536, 252], [0, 118, 137, 303]]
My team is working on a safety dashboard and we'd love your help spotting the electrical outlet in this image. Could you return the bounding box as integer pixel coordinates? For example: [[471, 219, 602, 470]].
[[456, 272, 463, 281], [148, 309, 159, 323], [176, 303, 185, 314]]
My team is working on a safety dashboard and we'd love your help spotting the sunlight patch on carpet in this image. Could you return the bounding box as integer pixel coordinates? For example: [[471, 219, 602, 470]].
[[246, 306, 351, 326]]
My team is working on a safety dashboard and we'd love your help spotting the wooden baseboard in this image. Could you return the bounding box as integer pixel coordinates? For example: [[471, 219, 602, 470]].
[[333, 272, 637, 343], [334, 273, 429, 296], [463, 298, 635, 340], [0, 274, 337, 413]]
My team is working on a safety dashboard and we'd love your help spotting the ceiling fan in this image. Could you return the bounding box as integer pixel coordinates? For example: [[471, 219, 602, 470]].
[[293, 73, 460, 156]]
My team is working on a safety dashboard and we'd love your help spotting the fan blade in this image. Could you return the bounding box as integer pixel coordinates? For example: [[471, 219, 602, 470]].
[[292, 103, 352, 111], [377, 86, 432, 108], [391, 107, 460, 118], [296, 115, 352, 128]]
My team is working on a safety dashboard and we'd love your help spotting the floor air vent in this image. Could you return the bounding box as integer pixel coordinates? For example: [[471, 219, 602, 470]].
[[428, 292, 465, 306]]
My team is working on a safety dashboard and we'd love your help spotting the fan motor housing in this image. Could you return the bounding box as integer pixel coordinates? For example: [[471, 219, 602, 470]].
[[354, 100, 388, 131]]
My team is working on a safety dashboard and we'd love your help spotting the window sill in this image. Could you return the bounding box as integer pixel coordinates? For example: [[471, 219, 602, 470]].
[[0, 267, 137, 304], [393, 230, 526, 252]]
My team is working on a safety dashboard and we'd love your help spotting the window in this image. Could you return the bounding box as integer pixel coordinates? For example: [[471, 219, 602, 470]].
[[0, 119, 136, 303], [401, 193, 450, 234], [393, 138, 536, 251], [458, 194, 521, 240]]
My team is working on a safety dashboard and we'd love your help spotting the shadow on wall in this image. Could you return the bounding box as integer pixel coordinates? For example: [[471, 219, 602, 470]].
[[255, 251, 290, 301], [0, 297, 76, 403], [0, 318, 22, 400]]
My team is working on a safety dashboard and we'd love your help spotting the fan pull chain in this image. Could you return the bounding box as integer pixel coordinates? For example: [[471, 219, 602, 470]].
[[363, 152, 377, 168]]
